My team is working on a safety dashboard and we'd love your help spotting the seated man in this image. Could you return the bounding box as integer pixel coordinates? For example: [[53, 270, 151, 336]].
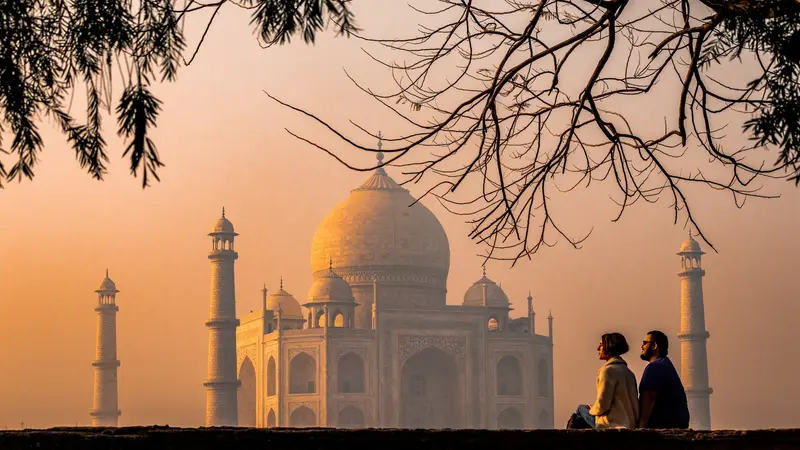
[[638, 330, 690, 429]]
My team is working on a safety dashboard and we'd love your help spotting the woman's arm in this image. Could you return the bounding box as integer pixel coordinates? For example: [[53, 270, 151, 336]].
[[589, 367, 616, 416]]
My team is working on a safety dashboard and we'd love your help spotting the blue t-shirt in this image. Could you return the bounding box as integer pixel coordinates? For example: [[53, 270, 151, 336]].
[[639, 357, 690, 428]]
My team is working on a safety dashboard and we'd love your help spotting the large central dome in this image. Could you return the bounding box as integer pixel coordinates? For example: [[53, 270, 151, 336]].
[[310, 163, 450, 284]]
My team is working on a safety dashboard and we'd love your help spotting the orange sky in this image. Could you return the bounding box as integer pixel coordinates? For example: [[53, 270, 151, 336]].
[[0, 2, 798, 430]]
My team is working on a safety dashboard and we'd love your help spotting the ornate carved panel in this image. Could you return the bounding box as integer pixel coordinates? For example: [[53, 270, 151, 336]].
[[398, 335, 466, 363], [335, 346, 367, 360], [337, 400, 366, 411], [236, 345, 257, 373], [288, 347, 318, 360], [288, 401, 318, 413], [494, 350, 525, 361]]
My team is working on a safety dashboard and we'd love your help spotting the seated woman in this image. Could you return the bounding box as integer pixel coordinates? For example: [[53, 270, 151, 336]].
[[573, 332, 639, 429]]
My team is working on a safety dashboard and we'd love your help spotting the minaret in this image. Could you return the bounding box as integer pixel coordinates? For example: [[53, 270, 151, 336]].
[[90, 270, 122, 426], [204, 208, 240, 426], [677, 232, 712, 430], [527, 292, 535, 335], [547, 311, 553, 342]]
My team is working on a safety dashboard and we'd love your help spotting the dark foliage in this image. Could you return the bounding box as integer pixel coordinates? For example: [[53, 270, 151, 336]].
[[0, 0, 357, 187]]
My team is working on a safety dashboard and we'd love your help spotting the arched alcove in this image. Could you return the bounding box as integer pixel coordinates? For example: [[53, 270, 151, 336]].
[[289, 352, 316, 394], [400, 347, 461, 429], [333, 311, 345, 327], [497, 407, 524, 429], [338, 406, 365, 428], [537, 360, 549, 397], [237, 357, 256, 427], [289, 406, 316, 427], [496, 355, 522, 396], [267, 409, 277, 428], [488, 317, 499, 331], [538, 409, 552, 429], [338, 352, 365, 393], [267, 356, 276, 397]]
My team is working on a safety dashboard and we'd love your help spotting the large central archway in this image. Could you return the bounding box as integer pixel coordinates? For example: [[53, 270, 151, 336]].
[[400, 346, 462, 429]]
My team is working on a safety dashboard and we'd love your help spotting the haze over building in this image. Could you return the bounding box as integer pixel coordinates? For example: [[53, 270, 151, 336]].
[[209, 145, 556, 428]]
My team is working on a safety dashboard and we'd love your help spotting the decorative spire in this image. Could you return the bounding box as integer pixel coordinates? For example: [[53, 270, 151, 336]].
[[482, 265, 487, 278], [105, 268, 109, 278], [279, 276, 283, 291], [329, 256, 333, 271], [377, 130, 384, 164], [527, 290, 532, 300], [222, 207, 226, 218]]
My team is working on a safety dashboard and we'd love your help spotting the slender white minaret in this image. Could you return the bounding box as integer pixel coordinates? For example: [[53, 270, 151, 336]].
[[677, 232, 712, 430], [204, 208, 240, 426], [527, 291, 535, 335], [90, 270, 121, 426]]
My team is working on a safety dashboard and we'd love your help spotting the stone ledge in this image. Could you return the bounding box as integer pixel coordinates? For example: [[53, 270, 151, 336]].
[[0, 427, 799, 450]]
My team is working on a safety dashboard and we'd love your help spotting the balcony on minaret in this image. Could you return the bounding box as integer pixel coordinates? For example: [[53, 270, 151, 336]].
[[677, 233, 706, 277]]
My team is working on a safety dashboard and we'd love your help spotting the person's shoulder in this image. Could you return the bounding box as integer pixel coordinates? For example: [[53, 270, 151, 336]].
[[642, 359, 668, 378]]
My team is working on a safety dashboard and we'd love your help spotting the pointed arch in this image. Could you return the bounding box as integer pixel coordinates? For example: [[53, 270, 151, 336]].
[[400, 346, 462, 428], [333, 311, 345, 327], [338, 351, 365, 393], [267, 409, 277, 428], [237, 357, 256, 427], [537, 360, 549, 397], [267, 356, 277, 397], [488, 317, 499, 331], [497, 407, 524, 429], [496, 355, 522, 396], [338, 406, 365, 428], [289, 405, 316, 427], [289, 351, 316, 394], [538, 409, 552, 429]]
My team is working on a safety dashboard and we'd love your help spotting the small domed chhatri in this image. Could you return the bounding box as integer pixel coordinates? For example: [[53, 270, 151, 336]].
[[212, 207, 236, 234], [265, 278, 303, 320], [96, 269, 118, 293], [462, 267, 510, 308], [678, 231, 704, 254], [308, 261, 355, 303]]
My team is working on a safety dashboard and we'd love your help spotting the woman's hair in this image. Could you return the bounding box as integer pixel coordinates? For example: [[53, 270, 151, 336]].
[[601, 332, 630, 357]]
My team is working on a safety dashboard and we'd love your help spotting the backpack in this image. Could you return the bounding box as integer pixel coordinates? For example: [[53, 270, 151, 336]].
[[566, 412, 593, 429]]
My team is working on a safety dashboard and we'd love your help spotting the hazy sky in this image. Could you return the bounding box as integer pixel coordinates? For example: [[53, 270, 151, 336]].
[[0, 2, 798, 430]]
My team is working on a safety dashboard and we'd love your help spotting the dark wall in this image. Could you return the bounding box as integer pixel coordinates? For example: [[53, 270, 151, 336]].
[[0, 427, 798, 450]]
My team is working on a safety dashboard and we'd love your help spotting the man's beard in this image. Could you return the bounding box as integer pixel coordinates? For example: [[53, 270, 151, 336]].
[[640, 347, 654, 361]]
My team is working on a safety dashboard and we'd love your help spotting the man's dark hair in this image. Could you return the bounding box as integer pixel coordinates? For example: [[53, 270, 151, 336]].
[[601, 332, 630, 357], [647, 330, 669, 357]]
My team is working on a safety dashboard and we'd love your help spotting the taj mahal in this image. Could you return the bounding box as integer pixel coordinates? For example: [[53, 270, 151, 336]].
[[204, 149, 556, 430], [88, 145, 714, 431]]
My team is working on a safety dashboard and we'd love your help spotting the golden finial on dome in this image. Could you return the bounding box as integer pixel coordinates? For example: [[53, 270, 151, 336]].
[[280, 276, 283, 290]]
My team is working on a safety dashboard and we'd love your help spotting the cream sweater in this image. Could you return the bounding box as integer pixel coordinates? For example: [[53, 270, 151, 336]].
[[589, 356, 640, 429]]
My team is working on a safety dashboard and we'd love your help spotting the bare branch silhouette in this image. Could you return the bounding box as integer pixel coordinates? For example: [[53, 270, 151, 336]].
[[270, 0, 799, 264]]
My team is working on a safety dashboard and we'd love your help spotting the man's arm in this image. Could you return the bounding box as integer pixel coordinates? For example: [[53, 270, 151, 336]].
[[638, 389, 658, 428]]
